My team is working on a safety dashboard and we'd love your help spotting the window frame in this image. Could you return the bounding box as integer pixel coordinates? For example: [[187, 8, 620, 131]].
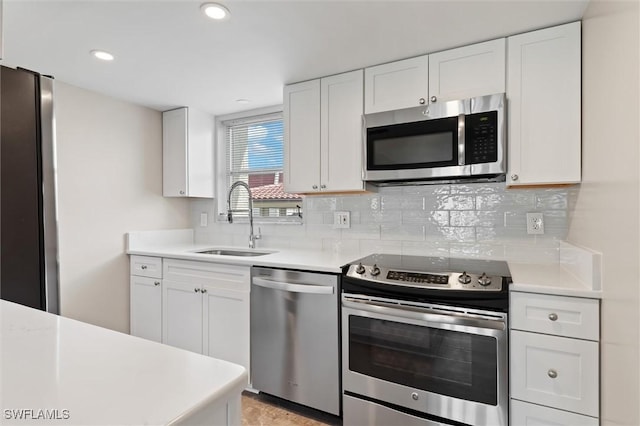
[[215, 105, 303, 224]]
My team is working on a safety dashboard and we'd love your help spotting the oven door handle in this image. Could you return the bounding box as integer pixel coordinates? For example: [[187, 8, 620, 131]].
[[252, 277, 334, 295], [342, 298, 506, 331]]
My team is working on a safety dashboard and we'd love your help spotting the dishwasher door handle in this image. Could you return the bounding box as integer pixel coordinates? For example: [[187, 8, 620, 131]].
[[252, 277, 334, 295]]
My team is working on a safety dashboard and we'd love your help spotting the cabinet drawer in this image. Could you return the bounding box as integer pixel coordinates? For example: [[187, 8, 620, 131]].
[[163, 259, 250, 291], [510, 399, 598, 426], [511, 292, 599, 340], [510, 330, 599, 417], [130, 255, 162, 278]]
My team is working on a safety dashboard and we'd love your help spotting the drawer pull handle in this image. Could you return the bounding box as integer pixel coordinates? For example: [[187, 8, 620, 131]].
[[141, 265, 147, 270], [548, 369, 558, 379], [548, 313, 558, 321]]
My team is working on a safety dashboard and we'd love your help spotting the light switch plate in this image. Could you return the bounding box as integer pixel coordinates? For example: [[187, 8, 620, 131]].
[[200, 213, 208, 227], [526, 212, 544, 235], [334, 211, 350, 229]]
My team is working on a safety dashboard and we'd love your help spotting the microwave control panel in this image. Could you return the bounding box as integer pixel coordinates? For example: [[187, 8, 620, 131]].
[[465, 111, 498, 164]]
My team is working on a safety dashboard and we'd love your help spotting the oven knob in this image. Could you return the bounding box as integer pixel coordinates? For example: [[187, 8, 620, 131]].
[[370, 264, 381, 277], [411, 392, 419, 401], [458, 272, 472, 284], [478, 273, 492, 286], [355, 263, 365, 274]]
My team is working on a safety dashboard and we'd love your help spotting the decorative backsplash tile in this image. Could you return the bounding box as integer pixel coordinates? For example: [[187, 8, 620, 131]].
[[191, 182, 578, 263]]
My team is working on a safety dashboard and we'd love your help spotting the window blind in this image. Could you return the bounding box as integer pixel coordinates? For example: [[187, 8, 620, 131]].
[[224, 114, 302, 219]]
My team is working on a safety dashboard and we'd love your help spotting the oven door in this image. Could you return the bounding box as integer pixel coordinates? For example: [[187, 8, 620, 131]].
[[341, 295, 508, 426]]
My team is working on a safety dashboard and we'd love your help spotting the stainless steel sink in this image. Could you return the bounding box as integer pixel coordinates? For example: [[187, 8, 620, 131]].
[[196, 249, 272, 257]]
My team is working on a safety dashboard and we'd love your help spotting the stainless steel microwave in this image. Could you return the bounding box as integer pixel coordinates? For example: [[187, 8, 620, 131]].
[[363, 93, 506, 185]]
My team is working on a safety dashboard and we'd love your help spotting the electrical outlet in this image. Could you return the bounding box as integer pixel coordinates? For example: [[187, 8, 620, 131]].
[[334, 211, 351, 229], [526, 212, 544, 235], [200, 213, 208, 227]]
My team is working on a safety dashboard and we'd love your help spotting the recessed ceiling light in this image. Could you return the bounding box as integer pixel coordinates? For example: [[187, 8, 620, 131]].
[[201, 3, 230, 20], [90, 50, 114, 61], [236, 99, 250, 104]]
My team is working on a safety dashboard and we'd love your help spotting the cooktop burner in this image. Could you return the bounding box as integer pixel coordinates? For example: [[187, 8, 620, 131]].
[[342, 254, 511, 311]]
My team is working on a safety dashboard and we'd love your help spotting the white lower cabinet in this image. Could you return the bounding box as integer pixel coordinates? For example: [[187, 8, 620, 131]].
[[203, 286, 249, 370], [510, 291, 600, 424], [161, 259, 250, 374], [163, 279, 204, 353], [510, 399, 599, 426], [130, 255, 163, 343], [130, 275, 162, 342], [510, 330, 599, 417]]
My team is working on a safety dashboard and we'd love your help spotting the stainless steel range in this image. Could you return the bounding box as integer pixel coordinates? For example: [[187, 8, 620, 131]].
[[341, 254, 510, 426]]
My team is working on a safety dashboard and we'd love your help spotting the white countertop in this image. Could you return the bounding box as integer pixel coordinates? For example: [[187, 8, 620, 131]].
[[127, 230, 602, 298], [0, 300, 247, 425], [128, 243, 360, 274], [509, 262, 602, 299]]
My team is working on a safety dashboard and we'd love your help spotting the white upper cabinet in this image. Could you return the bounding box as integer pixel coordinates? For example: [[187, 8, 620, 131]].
[[163, 107, 215, 198], [320, 70, 365, 192], [364, 55, 428, 114], [284, 70, 364, 193], [507, 22, 581, 186], [283, 80, 321, 194], [428, 38, 506, 103]]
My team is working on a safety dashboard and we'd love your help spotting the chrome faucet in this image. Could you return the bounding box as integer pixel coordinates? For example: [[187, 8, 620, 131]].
[[226, 181, 261, 249]]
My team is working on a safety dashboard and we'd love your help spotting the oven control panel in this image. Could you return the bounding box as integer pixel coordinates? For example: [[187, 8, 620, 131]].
[[346, 263, 503, 291]]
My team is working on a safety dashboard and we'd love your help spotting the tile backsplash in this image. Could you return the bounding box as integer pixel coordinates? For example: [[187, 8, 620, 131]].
[[191, 182, 578, 264]]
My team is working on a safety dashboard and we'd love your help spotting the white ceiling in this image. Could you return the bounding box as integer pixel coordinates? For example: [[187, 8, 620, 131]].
[[2, 0, 589, 116]]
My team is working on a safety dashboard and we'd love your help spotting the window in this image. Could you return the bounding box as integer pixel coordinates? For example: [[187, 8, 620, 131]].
[[222, 112, 303, 221]]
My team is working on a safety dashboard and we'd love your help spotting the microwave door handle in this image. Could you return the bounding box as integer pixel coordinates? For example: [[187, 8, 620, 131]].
[[458, 114, 466, 166]]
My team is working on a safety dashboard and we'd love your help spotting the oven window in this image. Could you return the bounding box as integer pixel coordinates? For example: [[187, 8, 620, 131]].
[[348, 315, 498, 405], [367, 116, 458, 170]]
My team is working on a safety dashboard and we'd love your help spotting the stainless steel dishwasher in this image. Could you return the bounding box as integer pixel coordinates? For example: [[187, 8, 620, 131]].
[[250, 266, 340, 416]]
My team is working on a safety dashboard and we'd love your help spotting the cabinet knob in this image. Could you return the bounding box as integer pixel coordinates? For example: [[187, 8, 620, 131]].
[[154, 281, 160, 286], [195, 288, 200, 293], [141, 265, 147, 270], [430, 96, 437, 103], [312, 185, 318, 190], [179, 190, 185, 195], [320, 184, 326, 189], [411, 392, 419, 401], [548, 313, 558, 321], [511, 174, 519, 181], [547, 369, 558, 379], [202, 289, 208, 294], [419, 97, 426, 105]]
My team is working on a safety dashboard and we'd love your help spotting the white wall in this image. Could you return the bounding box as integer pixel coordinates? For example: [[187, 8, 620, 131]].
[[567, 1, 640, 424], [55, 82, 190, 333]]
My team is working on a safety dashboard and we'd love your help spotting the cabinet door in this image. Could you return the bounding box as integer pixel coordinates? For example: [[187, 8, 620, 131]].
[[283, 79, 321, 193], [203, 285, 250, 373], [130, 275, 162, 343], [186, 108, 215, 198], [507, 22, 581, 186], [429, 38, 505, 103], [162, 108, 214, 198], [163, 108, 188, 197], [510, 330, 599, 417], [364, 55, 428, 114], [162, 279, 203, 353], [320, 70, 365, 192], [510, 399, 599, 426]]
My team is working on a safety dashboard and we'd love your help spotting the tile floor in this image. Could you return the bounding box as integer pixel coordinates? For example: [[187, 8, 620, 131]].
[[241, 392, 341, 426]]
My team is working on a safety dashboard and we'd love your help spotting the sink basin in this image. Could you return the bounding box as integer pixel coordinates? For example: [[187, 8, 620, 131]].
[[196, 249, 272, 257]]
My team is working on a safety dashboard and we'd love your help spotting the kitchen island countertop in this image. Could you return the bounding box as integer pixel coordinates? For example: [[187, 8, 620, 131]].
[[0, 300, 247, 425]]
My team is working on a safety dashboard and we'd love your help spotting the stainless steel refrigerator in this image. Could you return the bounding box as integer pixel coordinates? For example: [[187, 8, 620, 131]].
[[1, 65, 59, 313]]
